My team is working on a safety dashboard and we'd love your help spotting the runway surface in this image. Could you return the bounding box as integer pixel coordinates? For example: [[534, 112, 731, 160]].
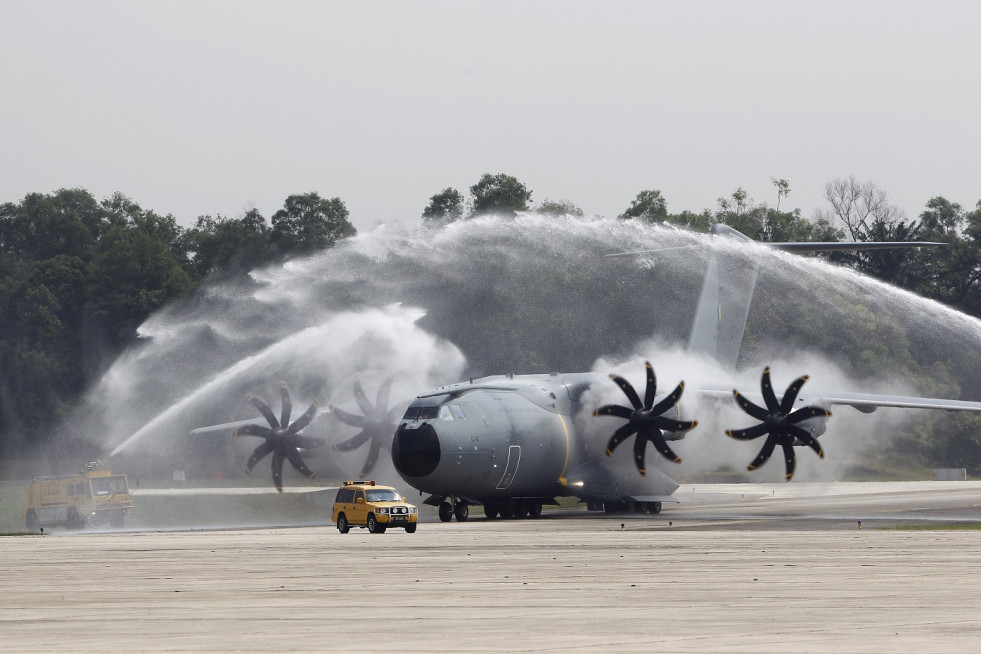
[[5, 481, 981, 653]]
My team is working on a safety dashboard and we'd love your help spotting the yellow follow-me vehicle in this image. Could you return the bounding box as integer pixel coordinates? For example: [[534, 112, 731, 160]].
[[331, 480, 418, 534]]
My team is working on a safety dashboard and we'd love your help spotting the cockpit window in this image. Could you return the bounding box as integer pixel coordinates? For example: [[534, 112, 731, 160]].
[[419, 406, 439, 420], [402, 406, 421, 420], [439, 405, 453, 421]]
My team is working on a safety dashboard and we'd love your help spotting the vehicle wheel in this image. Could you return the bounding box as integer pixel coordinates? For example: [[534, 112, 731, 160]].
[[405, 522, 417, 533], [528, 503, 543, 518], [68, 507, 86, 529], [438, 501, 453, 522], [337, 513, 350, 534], [454, 502, 469, 522], [649, 501, 662, 515], [367, 514, 383, 533], [26, 510, 38, 532]]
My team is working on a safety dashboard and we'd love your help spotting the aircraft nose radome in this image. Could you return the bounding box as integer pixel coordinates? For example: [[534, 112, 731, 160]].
[[392, 422, 441, 478]]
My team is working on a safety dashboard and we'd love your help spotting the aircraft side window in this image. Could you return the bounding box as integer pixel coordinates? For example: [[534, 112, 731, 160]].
[[439, 405, 453, 421], [451, 404, 466, 420]]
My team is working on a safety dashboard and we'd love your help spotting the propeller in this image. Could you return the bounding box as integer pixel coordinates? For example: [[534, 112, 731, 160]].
[[593, 361, 698, 476], [331, 377, 402, 476], [726, 366, 831, 481], [233, 382, 323, 492]]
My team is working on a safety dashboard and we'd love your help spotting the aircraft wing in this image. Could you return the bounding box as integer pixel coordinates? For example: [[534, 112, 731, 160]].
[[697, 386, 981, 414], [818, 391, 981, 413], [189, 408, 332, 436], [768, 241, 946, 252]]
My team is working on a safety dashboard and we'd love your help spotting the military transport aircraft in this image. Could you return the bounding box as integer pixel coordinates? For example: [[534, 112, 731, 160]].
[[194, 224, 981, 519], [385, 224, 981, 521]]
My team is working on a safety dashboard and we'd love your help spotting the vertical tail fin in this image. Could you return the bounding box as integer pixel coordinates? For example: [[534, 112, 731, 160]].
[[685, 225, 761, 370]]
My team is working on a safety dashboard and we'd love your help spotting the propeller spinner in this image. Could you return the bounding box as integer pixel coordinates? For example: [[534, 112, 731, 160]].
[[234, 382, 323, 492], [726, 366, 831, 481], [593, 361, 698, 476]]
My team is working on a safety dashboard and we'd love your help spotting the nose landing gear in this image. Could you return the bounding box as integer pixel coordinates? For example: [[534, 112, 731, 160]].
[[438, 500, 470, 522]]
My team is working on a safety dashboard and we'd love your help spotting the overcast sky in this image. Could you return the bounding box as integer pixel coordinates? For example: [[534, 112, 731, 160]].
[[2, 1, 979, 230]]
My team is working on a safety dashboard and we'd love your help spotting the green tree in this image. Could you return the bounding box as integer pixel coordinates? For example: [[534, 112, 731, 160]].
[[665, 209, 714, 232], [422, 188, 466, 223], [183, 209, 271, 277], [619, 189, 668, 223], [271, 192, 356, 256], [469, 174, 532, 217], [537, 199, 584, 217], [86, 225, 193, 346]]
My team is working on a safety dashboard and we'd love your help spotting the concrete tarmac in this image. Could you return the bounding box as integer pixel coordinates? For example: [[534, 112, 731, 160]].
[[5, 481, 981, 653]]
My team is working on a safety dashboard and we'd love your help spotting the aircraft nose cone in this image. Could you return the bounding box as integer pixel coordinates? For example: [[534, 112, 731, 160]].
[[392, 422, 441, 478]]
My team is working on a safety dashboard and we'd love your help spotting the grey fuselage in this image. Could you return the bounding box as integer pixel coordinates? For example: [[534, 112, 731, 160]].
[[390, 372, 684, 505]]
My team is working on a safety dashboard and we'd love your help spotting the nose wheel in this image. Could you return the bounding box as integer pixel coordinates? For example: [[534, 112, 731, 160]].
[[438, 501, 469, 522]]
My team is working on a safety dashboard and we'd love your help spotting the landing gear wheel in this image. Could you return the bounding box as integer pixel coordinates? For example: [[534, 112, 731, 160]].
[[512, 503, 527, 518], [604, 502, 619, 514], [438, 502, 453, 523], [483, 504, 499, 519], [405, 522, 417, 533], [337, 513, 350, 534], [527, 503, 543, 518], [498, 504, 514, 519], [649, 501, 662, 515], [454, 502, 469, 522], [26, 510, 37, 532], [367, 514, 386, 533]]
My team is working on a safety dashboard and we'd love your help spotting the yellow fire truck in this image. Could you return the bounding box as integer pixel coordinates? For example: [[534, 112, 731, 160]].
[[22, 461, 134, 531]]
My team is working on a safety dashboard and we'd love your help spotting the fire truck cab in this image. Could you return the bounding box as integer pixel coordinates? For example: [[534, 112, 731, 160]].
[[22, 461, 134, 531]]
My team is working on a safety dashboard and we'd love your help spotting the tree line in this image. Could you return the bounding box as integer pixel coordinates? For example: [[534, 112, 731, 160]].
[[2, 174, 980, 473]]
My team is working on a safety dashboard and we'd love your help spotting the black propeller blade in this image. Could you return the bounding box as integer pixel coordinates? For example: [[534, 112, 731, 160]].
[[331, 377, 402, 477], [726, 366, 831, 481], [593, 361, 698, 476], [234, 382, 323, 492]]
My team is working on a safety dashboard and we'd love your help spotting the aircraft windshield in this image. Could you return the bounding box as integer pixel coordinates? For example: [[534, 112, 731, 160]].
[[91, 476, 128, 496], [366, 489, 402, 502]]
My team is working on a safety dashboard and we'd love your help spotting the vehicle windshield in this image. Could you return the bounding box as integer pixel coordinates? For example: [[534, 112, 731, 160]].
[[366, 489, 402, 502], [91, 476, 128, 496]]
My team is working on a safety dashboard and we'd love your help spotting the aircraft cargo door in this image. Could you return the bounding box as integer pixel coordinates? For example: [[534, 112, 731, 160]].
[[496, 445, 520, 490]]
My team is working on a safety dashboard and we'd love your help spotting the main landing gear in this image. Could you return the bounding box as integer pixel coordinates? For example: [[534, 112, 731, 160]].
[[436, 498, 546, 521]]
